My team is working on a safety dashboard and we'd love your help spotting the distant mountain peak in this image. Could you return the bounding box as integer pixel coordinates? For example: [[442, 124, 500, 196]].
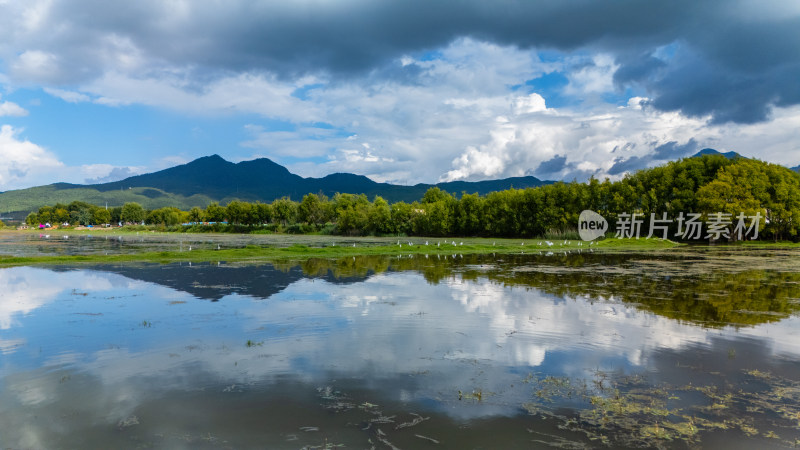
[[691, 148, 743, 160], [0, 154, 549, 214]]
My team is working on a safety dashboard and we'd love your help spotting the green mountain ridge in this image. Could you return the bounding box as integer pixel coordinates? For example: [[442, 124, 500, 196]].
[[691, 148, 799, 173], [691, 148, 744, 159], [0, 154, 549, 218]]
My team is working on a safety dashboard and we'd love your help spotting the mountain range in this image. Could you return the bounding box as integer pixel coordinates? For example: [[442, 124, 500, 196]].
[[691, 148, 743, 159], [0, 155, 549, 218], [1, 149, 797, 220]]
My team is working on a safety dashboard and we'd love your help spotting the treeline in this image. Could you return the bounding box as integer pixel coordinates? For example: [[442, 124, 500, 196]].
[[24, 155, 800, 240]]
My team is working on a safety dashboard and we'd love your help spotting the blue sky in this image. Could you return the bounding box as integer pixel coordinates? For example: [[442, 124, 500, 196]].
[[0, 0, 799, 191]]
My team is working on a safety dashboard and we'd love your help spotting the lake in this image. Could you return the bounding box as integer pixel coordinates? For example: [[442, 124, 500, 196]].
[[1, 241, 800, 448]]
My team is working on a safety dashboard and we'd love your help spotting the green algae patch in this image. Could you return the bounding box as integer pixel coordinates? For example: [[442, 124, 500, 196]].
[[521, 368, 800, 448]]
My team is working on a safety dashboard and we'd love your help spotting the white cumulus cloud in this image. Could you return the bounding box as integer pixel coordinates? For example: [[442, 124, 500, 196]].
[[0, 125, 63, 190], [0, 95, 28, 116]]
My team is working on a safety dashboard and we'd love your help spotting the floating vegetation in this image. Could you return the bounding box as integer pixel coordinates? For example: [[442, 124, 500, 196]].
[[415, 433, 440, 444], [315, 385, 441, 448], [395, 413, 429, 430], [521, 368, 800, 448], [299, 442, 345, 450], [458, 389, 485, 402], [116, 415, 140, 429], [245, 339, 263, 347]]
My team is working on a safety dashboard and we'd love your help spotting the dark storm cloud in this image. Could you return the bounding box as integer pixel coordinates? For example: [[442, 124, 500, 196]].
[[534, 154, 568, 176], [613, 55, 667, 86], [7, 0, 799, 123], [608, 138, 701, 176], [652, 139, 698, 160], [608, 155, 649, 176]]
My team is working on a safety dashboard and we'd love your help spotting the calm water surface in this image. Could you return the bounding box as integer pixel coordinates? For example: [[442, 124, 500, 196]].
[[1, 246, 800, 448]]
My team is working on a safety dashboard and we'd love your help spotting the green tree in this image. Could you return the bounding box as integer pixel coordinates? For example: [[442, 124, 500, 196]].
[[421, 187, 454, 204], [298, 194, 328, 226], [367, 196, 392, 234], [762, 162, 800, 239], [454, 192, 485, 236], [417, 200, 453, 236], [188, 207, 204, 223], [70, 208, 92, 226], [333, 193, 370, 235], [272, 197, 297, 226], [53, 208, 70, 224], [253, 202, 272, 225], [26, 212, 39, 226], [226, 200, 252, 225], [67, 201, 93, 213], [37, 206, 54, 224], [121, 202, 145, 224], [91, 207, 111, 225], [390, 201, 415, 235], [205, 202, 226, 222], [110, 206, 123, 224], [146, 207, 182, 226]]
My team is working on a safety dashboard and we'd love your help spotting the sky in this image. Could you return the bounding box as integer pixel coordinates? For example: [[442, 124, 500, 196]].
[[0, 0, 799, 192]]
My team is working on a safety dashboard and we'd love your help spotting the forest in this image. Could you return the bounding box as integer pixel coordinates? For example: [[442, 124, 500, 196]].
[[24, 155, 800, 241]]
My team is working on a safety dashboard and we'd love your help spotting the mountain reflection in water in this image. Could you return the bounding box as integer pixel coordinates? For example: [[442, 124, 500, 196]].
[[1, 250, 799, 448]]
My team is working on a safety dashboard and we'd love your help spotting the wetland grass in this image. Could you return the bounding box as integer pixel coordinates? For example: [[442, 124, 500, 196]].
[[0, 234, 681, 267]]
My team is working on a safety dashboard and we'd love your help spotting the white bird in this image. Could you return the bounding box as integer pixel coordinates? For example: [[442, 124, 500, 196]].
[[521, 242, 524, 246], [545, 241, 554, 247], [425, 241, 429, 246], [353, 243, 356, 247], [437, 242, 440, 247], [538, 242, 542, 246], [459, 242, 463, 246], [452, 241, 456, 246], [217, 244, 220, 250], [409, 241, 413, 246]]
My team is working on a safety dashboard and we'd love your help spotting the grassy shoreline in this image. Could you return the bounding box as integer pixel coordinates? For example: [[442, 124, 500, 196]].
[[0, 230, 683, 267], [2, 228, 799, 267]]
